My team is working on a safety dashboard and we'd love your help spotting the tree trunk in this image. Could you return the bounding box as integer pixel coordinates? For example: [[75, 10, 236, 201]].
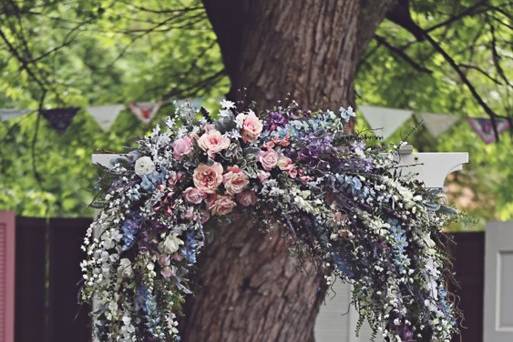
[[183, 1, 396, 341]]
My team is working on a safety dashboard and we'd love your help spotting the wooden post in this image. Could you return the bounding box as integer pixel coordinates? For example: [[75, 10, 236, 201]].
[[0, 211, 15, 342]]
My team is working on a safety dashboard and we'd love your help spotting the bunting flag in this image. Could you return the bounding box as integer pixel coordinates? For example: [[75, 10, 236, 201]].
[[0, 109, 31, 121], [416, 112, 459, 137], [360, 105, 413, 139], [129, 101, 162, 124], [467, 117, 511, 144], [88, 105, 124, 131], [41, 107, 80, 133], [174, 98, 203, 109]]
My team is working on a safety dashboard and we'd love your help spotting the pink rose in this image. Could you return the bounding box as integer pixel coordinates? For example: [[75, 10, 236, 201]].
[[168, 171, 184, 188], [205, 193, 217, 207], [258, 148, 279, 171], [173, 136, 193, 160], [241, 111, 263, 143], [223, 166, 249, 195], [183, 187, 206, 204], [203, 123, 216, 132], [209, 195, 237, 216], [198, 129, 230, 156], [300, 175, 312, 183], [182, 207, 195, 220], [287, 167, 298, 178], [257, 170, 271, 183], [237, 190, 257, 207], [193, 163, 223, 194], [277, 156, 294, 171]]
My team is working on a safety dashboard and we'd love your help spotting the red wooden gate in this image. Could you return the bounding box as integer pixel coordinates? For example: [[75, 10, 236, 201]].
[[0, 212, 15, 342]]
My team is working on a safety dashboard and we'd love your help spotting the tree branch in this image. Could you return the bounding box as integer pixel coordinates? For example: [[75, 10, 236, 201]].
[[422, 32, 501, 140], [424, 1, 488, 33], [357, 0, 399, 58], [383, 1, 510, 141], [0, 27, 47, 90], [489, 16, 513, 87], [374, 34, 432, 73]]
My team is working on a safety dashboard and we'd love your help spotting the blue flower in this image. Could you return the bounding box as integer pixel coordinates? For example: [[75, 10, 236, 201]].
[[182, 231, 199, 265], [339, 106, 355, 121], [333, 254, 354, 278], [140, 170, 167, 192], [121, 213, 142, 251], [136, 285, 161, 337]]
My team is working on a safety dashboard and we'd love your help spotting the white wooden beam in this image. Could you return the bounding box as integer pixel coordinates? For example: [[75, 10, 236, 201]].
[[92, 148, 468, 188]]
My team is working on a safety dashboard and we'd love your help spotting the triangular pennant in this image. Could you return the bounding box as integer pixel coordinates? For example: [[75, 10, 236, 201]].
[[417, 112, 459, 137], [174, 98, 203, 109], [0, 108, 31, 121], [41, 107, 79, 133], [129, 101, 162, 124], [360, 105, 413, 139], [88, 104, 124, 131], [467, 117, 511, 144]]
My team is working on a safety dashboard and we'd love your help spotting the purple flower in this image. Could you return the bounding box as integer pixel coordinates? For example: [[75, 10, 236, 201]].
[[264, 111, 288, 131], [296, 134, 334, 163], [397, 323, 416, 342]]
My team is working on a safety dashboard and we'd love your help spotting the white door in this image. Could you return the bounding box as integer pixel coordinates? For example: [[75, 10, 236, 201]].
[[484, 221, 513, 342], [315, 280, 384, 342]]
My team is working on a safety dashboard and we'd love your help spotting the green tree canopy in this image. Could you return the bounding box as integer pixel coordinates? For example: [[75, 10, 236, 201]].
[[0, 0, 512, 228]]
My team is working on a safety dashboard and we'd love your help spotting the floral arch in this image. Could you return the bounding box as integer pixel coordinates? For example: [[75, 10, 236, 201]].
[[81, 100, 458, 341]]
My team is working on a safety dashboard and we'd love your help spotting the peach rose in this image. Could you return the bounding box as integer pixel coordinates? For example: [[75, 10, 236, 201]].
[[193, 163, 223, 194], [209, 195, 237, 216], [272, 135, 290, 147], [197, 129, 230, 156], [258, 148, 279, 171], [173, 136, 193, 160], [241, 111, 263, 143], [236, 190, 257, 207], [263, 140, 275, 149], [223, 166, 249, 195], [183, 187, 206, 204]]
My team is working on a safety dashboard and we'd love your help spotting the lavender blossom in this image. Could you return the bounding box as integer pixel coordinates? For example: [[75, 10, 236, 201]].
[[264, 111, 288, 131]]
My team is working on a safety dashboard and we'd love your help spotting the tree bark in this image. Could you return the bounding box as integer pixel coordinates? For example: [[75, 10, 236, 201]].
[[183, 1, 396, 341]]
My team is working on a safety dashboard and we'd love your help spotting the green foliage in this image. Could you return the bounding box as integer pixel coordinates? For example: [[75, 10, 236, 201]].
[[356, 0, 513, 230], [0, 0, 228, 217], [1, 0, 512, 227]]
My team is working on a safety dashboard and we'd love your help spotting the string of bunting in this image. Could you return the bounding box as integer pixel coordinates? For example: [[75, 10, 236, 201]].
[[0, 98, 195, 133], [467, 117, 511, 144], [360, 105, 512, 143], [1, 103, 510, 142]]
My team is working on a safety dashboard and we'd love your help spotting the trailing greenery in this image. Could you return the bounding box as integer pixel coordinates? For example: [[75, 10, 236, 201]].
[[81, 100, 458, 341]]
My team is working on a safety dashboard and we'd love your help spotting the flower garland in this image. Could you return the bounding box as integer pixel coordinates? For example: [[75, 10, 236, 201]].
[[81, 99, 458, 341]]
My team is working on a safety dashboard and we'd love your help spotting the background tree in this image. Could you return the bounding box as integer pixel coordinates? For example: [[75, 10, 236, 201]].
[[0, 0, 512, 340]]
